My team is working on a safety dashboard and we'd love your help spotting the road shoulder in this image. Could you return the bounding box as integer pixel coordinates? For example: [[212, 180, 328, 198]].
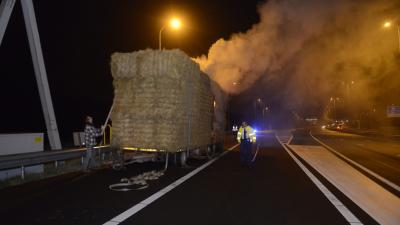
[[288, 144, 400, 225]]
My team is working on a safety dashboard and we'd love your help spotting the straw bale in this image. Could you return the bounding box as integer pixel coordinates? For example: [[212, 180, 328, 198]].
[[210, 79, 227, 144], [110, 49, 216, 152]]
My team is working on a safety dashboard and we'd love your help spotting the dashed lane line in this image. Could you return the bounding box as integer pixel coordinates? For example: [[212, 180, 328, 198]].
[[103, 143, 240, 225]]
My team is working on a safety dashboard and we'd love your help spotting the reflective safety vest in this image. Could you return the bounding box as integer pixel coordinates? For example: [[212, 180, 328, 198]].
[[237, 125, 256, 143]]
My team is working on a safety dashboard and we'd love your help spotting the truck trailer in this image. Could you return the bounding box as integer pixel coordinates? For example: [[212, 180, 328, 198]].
[[109, 49, 227, 167]]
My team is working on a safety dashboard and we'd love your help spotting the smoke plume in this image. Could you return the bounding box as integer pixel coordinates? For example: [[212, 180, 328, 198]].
[[196, 0, 400, 116]]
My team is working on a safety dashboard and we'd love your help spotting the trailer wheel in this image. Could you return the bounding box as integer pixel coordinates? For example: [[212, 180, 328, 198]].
[[155, 152, 165, 162], [112, 148, 125, 171], [206, 145, 215, 159], [178, 151, 187, 167]]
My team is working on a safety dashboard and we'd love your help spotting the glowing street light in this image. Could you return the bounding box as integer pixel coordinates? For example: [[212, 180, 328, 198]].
[[383, 19, 400, 52], [170, 18, 181, 29], [159, 17, 182, 50], [383, 21, 392, 28]]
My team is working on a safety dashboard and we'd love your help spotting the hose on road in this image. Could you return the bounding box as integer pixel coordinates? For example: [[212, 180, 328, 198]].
[[109, 152, 169, 191], [251, 144, 260, 163], [109, 170, 165, 191], [108, 145, 223, 191]]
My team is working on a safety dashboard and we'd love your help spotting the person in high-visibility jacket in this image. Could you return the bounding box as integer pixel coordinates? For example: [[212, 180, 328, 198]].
[[236, 121, 256, 165]]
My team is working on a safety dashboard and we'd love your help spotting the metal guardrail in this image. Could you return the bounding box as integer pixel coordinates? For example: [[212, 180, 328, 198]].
[[0, 140, 226, 180], [0, 146, 112, 172]]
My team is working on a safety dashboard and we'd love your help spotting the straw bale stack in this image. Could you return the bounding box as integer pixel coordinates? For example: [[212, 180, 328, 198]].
[[110, 49, 215, 152], [211, 80, 228, 144]]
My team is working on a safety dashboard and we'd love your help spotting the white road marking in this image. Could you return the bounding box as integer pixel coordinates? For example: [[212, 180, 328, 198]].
[[103, 143, 240, 225], [287, 135, 293, 145], [289, 144, 400, 225], [276, 134, 362, 225], [310, 131, 400, 193], [103, 221, 119, 225]]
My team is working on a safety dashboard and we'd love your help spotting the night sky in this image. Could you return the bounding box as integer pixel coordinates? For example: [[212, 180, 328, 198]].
[[2, 0, 399, 146], [0, 0, 264, 145]]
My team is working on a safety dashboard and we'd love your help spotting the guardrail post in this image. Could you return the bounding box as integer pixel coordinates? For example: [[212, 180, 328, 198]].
[[165, 152, 169, 170], [55, 160, 58, 169], [174, 153, 177, 165], [21, 165, 25, 180]]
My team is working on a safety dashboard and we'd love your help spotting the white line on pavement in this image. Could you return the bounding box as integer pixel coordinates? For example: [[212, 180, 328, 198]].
[[103, 143, 240, 225], [275, 134, 362, 225], [287, 135, 293, 145], [310, 131, 400, 193]]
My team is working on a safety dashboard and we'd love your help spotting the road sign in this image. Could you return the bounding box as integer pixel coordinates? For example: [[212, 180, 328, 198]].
[[387, 105, 400, 118]]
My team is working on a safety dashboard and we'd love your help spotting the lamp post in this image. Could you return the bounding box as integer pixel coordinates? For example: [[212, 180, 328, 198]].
[[159, 18, 181, 50], [263, 106, 269, 129], [383, 18, 400, 53], [253, 98, 265, 128], [254, 98, 261, 122], [330, 97, 340, 121], [343, 80, 355, 100], [159, 26, 165, 50]]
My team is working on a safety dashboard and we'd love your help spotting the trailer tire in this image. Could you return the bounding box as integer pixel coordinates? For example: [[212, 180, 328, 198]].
[[177, 151, 187, 167], [112, 148, 125, 171], [206, 145, 215, 159]]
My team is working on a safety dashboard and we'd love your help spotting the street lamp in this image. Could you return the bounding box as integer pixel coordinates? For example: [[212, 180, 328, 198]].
[[330, 97, 340, 121], [262, 106, 269, 116], [342, 80, 355, 100], [383, 18, 400, 53], [383, 21, 391, 28], [159, 18, 181, 50], [254, 98, 266, 128]]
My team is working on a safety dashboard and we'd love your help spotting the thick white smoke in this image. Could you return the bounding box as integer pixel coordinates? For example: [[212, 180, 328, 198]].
[[195, 0, 340, 94], [195, 0, 400, 114]]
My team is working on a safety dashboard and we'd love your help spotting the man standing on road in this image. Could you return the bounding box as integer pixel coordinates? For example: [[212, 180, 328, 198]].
[[237, 121, 256, 165], [83, 116, 104, 172]]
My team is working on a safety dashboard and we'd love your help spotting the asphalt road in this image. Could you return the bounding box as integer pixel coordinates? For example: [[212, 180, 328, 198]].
[[311, 128, 400, 194], [0, 132, 380, 225]]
